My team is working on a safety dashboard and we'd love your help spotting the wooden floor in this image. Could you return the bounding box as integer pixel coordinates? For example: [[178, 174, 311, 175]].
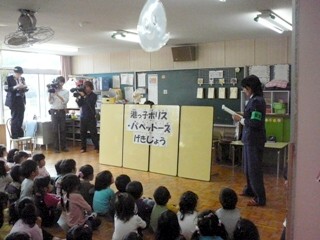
[[0, 144, 287, 240]]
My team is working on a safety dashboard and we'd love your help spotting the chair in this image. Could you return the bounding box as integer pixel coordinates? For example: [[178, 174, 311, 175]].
[[6, 118, 38, 152]]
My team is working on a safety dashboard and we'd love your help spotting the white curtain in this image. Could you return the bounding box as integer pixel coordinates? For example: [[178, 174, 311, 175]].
[[60, 56, 72, 81]]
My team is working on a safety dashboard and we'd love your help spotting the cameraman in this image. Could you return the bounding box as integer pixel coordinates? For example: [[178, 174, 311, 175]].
[[48, 76, 69, 153], [4, 66, 28, 139], [76, 81, 99, 153]]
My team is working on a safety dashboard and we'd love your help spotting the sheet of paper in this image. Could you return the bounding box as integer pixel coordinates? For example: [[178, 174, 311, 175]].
[[112, 75, 120, 88], [218, 87, 226, 99], [249, 65, 270, 84], [148, 74, 158, 104], [120, 73, 134, 85], [124, 86, 134, 103], [274, 64, 289, 81], [229, 87, 238, 99], [137, 73, 146, 87], [197, 88, 204, 99], [209, 70, 224, 79], [208, 88, 215, 99]]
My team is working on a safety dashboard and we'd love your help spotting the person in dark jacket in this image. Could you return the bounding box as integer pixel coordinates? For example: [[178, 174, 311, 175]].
[[232, 75, 266, 206], [4, 66, 28, 139], [76, 81, 99, 153]]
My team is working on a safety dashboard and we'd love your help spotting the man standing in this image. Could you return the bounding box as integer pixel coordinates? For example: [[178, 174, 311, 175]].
[[76, 81, 99, 153], [48, 76, 69, 153], [4, 66, 28, 139]]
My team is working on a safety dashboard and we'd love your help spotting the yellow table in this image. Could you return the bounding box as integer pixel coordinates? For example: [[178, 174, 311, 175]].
[[230, 140, 289, 179]]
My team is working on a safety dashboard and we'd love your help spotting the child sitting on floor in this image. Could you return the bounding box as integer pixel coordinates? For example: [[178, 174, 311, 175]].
[[61, 173, 101, 230], [215, 188, 241, 240], [93, 170, 115, 216], [78, 164, 95, 207], [177, 191, 199, 240], [32, 153, 50, 177], [34, 176, 61, 227], [112, 193, 146, 240], [150, 186, 176, 232]]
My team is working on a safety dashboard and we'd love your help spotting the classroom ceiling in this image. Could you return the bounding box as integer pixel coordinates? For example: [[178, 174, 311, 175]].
[[0, 0, 292, 56]]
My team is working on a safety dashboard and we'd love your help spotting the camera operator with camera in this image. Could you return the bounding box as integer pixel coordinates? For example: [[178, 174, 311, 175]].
[[48, 76, 69, 153], [74, 81, 99, 153], [4, 66, 29, 139]]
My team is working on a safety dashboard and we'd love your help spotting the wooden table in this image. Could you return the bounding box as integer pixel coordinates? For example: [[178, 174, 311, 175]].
[[230, 140, 289, 179]]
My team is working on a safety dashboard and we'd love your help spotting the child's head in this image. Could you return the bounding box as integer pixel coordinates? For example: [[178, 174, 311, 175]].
[[6, 148, 19, 163], [179, 191, 198, 219], [94, 170, 113, 191], [60, 159, 77, 175], [233, 218, 260, 240], [34, 176, 51, 196], [0, 145, 7, 158], [156, 210, 181, 240], [5, 232, 31, 240], [61, 174, 80, 194], [61, 174, 81, 211], [20, 160, 38, 179], [153, 186, 171, 206], [66, 224, 93, 240], [78, 164, 94, 181], [115, 174, 131, 192], [55, 159, 63, 175], [195, 210, 227, 239], [16, 197, 37, 227], [219, 187, 238, 210], [126, 181, 143, 200], [114, 192, 135, 222], [32, 153, 46, 168], [10, 165, 22, 183], [0, 160, 9, 177], [13, 151, 29, 164]]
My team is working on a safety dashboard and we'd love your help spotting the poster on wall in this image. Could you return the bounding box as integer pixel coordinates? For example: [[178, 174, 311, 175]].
[[126, 108, 172, 147], [147, 74, 158, 104]]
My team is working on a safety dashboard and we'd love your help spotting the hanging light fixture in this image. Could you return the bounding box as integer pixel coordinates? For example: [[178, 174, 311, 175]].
[[254, 10, 292, 34], [111, 30, 140, 43]]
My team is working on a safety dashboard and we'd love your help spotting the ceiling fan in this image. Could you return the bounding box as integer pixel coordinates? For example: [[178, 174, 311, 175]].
[[4, 9, 54, 48]]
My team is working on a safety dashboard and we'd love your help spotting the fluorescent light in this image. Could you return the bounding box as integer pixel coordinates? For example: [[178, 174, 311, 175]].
[[270, 13, 293, 31], [254, 10, 292, 34], [254, 17, 284, 34], [111, 30, 140, 43], [30, 43, 78, 52]]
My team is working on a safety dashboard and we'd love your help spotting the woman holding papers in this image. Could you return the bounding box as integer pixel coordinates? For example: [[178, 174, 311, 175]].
[[232, 75, 266, 207]]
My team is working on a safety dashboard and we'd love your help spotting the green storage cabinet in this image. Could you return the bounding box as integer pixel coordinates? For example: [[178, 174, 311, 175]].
[[265, 115, 290, 142]]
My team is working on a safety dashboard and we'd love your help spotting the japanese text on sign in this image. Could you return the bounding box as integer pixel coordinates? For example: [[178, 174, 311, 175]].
[[127, 108, 172, 147]]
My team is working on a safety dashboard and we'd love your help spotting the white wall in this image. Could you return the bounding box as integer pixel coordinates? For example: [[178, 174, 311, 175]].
[[71, 36, 290, 74], [290, 0, 320, 239]]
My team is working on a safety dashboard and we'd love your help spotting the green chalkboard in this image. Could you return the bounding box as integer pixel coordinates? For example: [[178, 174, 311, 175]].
[[143, 68, 244, 125], [88, 68, 244, 125]]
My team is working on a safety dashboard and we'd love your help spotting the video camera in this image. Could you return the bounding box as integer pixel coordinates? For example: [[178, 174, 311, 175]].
[[70, 86, 85, 97], [47, 79, 60, 93]]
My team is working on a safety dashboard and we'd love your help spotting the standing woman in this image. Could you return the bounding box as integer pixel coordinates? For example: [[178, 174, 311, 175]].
[[76, 81, 99, 153], [232, 75, 266, 206], [4, 66, 28, 139]]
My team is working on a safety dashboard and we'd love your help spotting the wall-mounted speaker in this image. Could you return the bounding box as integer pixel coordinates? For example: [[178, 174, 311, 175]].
[[171, 46, 196, 62]]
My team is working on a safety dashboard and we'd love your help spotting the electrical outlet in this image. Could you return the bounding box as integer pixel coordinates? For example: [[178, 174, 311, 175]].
[[197, 78, 204, 85], [163, 89, 168, 94]]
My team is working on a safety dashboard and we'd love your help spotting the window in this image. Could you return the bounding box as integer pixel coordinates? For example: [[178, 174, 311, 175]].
[[1, 50, 61, 123]]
